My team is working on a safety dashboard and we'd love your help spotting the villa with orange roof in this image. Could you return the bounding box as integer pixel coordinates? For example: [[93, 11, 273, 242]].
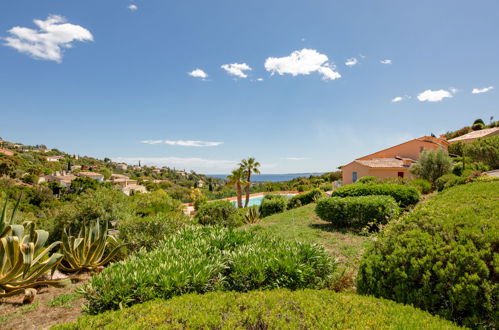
[[341, 136, 448, 184], [447, 127, 499, 144]]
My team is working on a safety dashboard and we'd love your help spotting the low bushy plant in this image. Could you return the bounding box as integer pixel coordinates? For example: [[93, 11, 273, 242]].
[[194, 200, 243, 227], [57, 290, 461, 329], [357, 176, 378, 184], [332, 183, 420, 208], [410, 178, 432, 194], [288, 189, 325, 209], [435, 173, 462, 191], [118, 212, 191, 253], [315, 196, 400, 230], [357, 182, 499, 328], [260, 194, 288, 217], [79, 226, 335, 314]]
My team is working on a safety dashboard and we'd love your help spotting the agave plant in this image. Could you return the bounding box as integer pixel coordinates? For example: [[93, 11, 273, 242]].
[[59, 220, 124, 273], [0, 199, 70, 298], [1, 196, 22, 238], [243, 206, 261, 224]]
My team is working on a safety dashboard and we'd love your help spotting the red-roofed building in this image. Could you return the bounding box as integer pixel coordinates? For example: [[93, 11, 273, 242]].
[[341, 136, 448, 184]]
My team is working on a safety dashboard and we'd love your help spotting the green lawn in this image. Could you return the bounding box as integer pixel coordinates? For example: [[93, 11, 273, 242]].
[[244, 204, 371, 289]]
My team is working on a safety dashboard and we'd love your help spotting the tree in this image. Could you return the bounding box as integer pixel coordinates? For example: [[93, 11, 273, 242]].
[[410, 149, 453, 185], [472, 118, 485, 131], [239, 158, 261, 207], [227, 168, 246, 208], [464, 136, 499, 169]]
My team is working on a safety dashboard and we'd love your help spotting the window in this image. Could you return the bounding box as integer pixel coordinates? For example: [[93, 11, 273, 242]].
[[420, 147, 424, 153], [352, 172, 358, 182], [398, 172, 404, 178]]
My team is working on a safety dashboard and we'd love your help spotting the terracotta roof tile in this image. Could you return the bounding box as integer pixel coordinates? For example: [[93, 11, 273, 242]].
[[448, 127, 499, 142]]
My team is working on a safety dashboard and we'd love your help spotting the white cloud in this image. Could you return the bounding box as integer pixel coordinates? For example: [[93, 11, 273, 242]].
[[345, 57, 358, 66], [264, 48, 341, 80], [188, 69, 208, 79], [472, 86, 494, 94], [128, 4, 138, 11], [141, 140, 223, 147], [3, 15, 93, 63], [113, 157, 238, 173], [221, 63, 252, 78], [256, 78, 264, 82], [391, 96, 404, 103], [380, 59, 392, 64], [284, 157, 309, 161], [417, 89, 455, 102]]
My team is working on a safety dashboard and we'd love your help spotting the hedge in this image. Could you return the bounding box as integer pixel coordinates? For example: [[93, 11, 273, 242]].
[[410, 178, 432, 194], [315, 196, 400, 230], [287, 189, 325, 209], [194, 200, 243, 227], [332, 183, 420, 207], [80, 226, 335, 314], [260, 194, 288, 217], [357, 181, 499, 328], [56, 290, 461, 329]]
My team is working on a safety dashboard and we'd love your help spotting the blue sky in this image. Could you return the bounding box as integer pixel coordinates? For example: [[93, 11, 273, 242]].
[[1, 0, 498, 174]]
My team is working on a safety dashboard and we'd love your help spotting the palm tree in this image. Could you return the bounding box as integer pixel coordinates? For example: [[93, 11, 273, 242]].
[[227, 168, 245, 208], [239, 158, 261, 207]]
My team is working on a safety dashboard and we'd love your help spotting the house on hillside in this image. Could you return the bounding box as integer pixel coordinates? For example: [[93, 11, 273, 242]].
[[45, 155, 64, 162], [0, 148, 14, 156], [341, 136, 448, 184], [44, 174, 77, 188], [76, 171, 104, 182], [447, 127, 499, 144], [116, 163, 128, 170]]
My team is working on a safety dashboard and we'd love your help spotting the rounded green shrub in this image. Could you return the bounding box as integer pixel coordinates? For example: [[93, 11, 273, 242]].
[[357, 176, 378, 184], [57, 290, 461, 330], [80, 226, 335, 314], [118, 212, 191, 253], [332, 183, 420, 208], [195, 200, 243, 227], [410, 178, 432, 194], [357, 182, 499, 328], [260, 195, 288, 217], [315, 196, 400, 230], [288, 189, 325, 209], [435, 173, 462, 191]]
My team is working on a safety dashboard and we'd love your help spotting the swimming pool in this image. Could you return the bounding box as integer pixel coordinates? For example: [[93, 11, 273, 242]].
[[231, 194, 296, 207]]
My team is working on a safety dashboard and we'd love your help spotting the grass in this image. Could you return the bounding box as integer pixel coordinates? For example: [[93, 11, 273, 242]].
[[0, 301, 40, 326], [244, 203, 371, 288], [47, 293, 81, 309]]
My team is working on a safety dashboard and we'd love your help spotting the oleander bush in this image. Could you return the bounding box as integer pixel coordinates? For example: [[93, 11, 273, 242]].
[[260, 194, 288, 217], [79, 226, 335, 314], [410, 178, 432, 194], [315, 196, 400, 230], [56, 290, 461, 330], [118, 212, 191, 253], [194, 200, 243, 227], [288, 189, 325, 209], [357, 181, 499, 328], [332, 183, 420, 208]]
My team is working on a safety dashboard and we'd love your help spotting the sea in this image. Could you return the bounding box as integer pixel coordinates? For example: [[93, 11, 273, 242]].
[[207, 173, 325, 182]]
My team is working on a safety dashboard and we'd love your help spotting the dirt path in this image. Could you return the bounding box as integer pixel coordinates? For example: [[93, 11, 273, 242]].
[[0, 274, 90, 330]]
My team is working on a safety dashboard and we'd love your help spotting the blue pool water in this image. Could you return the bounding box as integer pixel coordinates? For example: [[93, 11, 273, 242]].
[[231, 194, 296, 207]]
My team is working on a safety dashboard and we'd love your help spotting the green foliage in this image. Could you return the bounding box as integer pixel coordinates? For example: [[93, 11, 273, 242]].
[[59, 220, 124, 273], [53, 187, 132, 241], [287, 189, 325, 209], [465, 136, 499, 169], [131, 190, 181, 216], [46, 292, 81, 308], [435, 173, 463, 191], [118, 212, 191, 253], [315, 196, 400, 230], [57, 290, 461, 330], [260, 194, 288, 217], [410, 149, 454, 184], [357, 182, 499, 328], [79, 226, 336, 314], [332, 183, 420, 208], [242, 206, 261, 224], [69, 177, 100, 193], [357, 176, 378, 184], [195, 200, 242, 227], [409, 178, 432, 194]]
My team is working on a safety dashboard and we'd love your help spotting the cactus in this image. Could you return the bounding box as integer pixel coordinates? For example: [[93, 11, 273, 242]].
[[59, 220, 124, 273]]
